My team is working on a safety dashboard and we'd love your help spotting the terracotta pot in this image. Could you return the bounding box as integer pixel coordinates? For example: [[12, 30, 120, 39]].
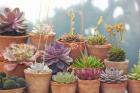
[[128, 80, 140, 93], [0, 61, 4, 72], [86, 44, 112, 60], [78, 79, 100, 93], [51, 82, 77, 93], [104, 59, 129, 75], [24, 70, 52, 93], [101, 82, 127, 93], [30, 35, 55, 50], [0, 35, 28, 50], [0, 87, 25, 93]]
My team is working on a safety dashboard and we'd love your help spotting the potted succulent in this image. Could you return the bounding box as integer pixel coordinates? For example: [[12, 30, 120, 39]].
[[51, 72, 76, 93], [24, 62, 52, 93], [0, 7, 28, 50], [100, 68, 127, 93], [104, 23, 129, 74], [58, 9, 85, 60], [0, 72, 26, 93], [29, 23, 55, 50], [86, 16, 112, 60]]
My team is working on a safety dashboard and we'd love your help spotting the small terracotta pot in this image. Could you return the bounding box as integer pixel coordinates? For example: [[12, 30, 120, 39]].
[[24, 70, 52, 93], [78, 79, 100, 93], [51, 82, 77, 93], [128, 80, 140, 93], [0, 87, 25, 93], [30, 35, 55, 50], [86, 44, 112, 60], [0, 61, 4, 72], [104, 59, 129, 75], [0, 35, 28, 50], [101, 82, 127, 93]]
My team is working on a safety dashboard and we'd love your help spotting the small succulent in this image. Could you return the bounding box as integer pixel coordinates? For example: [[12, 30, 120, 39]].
[[75, 68, 101, 80], [72, 56, 104, 69], [128, 61, 140, 80], [0, 8, 27, 36], [44, 42, 73, 74], [100, 68, 127, 84], [108, 47, 126, 62], [52, 72, 76, 84]]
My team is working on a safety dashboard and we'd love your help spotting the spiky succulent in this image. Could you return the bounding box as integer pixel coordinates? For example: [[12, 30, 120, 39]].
[[108, 47, 126, 62], [100, 68, 127, 83], [75, 68, 101, 80], [0, 8, 27, 36], [52, 72, 76, 84], [44, 42, 73, 74]]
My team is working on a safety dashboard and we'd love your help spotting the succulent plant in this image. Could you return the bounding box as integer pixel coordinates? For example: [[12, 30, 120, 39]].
[[75, 68, 101, 80], [100, 68, 127, 84], [44, 42, 73, 74], [52, 72, 76, 84], [72, 56, 104, 69], [108, 47, 126, 62], [0, 8, 27, 36], [3, 80, 17, 89], [16, 78, 26, 87]]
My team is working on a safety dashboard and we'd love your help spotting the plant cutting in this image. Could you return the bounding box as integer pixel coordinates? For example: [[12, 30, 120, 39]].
[[58, 9, 85, 60], [86, 16, 112, 60], [0, 72, 26, 93], [104, 23, 129, 74], [51, 72, 76, 93], [0, 7, 28, 50], [24, 62, 52, 93], [100, 68, 127, 93]]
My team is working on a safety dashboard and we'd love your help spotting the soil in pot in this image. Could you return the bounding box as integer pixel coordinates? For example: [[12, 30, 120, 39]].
[[0, 87, 25, 93], [51, 82, 77, 93], [128, 80, 140, 93]]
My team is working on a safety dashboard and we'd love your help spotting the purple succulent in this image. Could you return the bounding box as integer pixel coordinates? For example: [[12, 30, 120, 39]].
[[44, 42, 73, 74]]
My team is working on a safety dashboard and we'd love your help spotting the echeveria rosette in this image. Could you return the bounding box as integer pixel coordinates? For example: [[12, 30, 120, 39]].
[[44, 42, 73, 74]]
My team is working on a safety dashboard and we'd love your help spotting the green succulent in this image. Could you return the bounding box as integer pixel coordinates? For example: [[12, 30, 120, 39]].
[[16, 78, 26, 87], [52, 72, 76, 84], [73, 56, 104, 69], [108, 47, 126, 62], [3, 80, 17, 89]]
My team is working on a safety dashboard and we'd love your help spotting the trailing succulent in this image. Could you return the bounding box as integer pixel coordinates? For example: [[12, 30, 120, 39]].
[[0, 8, 27, 36], [52, 72, 76, 84], [100, 68, 127, 83], [0, 72, 26, 90], [44, 42, 73, 74]]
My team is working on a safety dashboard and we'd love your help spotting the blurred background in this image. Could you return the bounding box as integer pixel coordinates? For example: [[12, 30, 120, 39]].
[[0, 0, 140, 71]]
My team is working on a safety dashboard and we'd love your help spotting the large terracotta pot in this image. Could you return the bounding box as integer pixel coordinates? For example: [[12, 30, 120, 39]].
[[104, 59, 129, 75], [51, 82, 77, 93], [0, 35, 28, 50], [86, 44, 112, 60], [30, 35, 55, 50], [78, 79, 100, 93], [24, 70, 52, 93], [101, 82, 127, 93], [0, 87, 25, 93], [128, 80, 140, 93]]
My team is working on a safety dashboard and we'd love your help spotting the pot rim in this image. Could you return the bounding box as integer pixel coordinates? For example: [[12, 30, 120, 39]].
[[29, 33, 55, 37], [0, 35, 29, 38], [104, 59, 129, 63], [51, 81, 76, 86], [0, 87, 25, 91], [24, 69, 52, 75], [128, 79, 140, 82], [57, 40, 86, 44], [87, 43, 112, 48]]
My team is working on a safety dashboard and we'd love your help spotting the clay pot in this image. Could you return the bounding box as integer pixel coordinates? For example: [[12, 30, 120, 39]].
[[0, 35, 28, 50], [30, 35, 55, 50], [24, 70, 52, 93], [101, 82, 127, 93], [0, 61, 4, 72], [86, 44, 112, 60], [78, 79, 100, 93], [104, 59, 129, 75], [0, 87, 25, 93], [128, 80, 140, 93], [51, 82, 77, 93]]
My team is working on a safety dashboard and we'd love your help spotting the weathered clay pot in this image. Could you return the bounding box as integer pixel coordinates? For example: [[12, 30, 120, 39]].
[[30, 35, 55, 50], [0, 61, 4, 72], [128, 80, 140, 93], [104, 59, 129, 75], [78, 79, 100, 93], [51, 82, 77, 93], [101, 82, 127, 93], [24, 70, 52, 93], [0, 35, 28, 50], [86, 44, 112, 60], [0, 87, 25, 93]]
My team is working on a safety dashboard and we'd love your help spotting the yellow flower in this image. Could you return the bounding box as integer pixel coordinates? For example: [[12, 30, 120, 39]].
[[113, 23, 125, 32], [106, 25, 113, 34]]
